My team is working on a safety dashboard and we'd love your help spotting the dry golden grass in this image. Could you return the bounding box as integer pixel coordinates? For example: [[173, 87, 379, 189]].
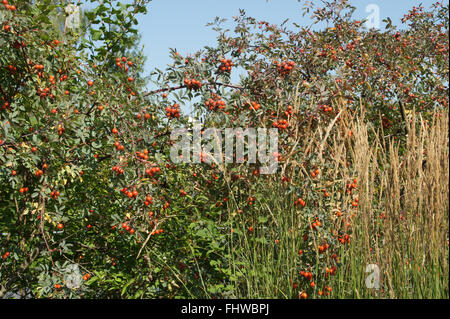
[[226, 104, 449, 298]]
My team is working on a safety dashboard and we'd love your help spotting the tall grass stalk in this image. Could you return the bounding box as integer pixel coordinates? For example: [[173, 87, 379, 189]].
[[226, 108, 448, 299]]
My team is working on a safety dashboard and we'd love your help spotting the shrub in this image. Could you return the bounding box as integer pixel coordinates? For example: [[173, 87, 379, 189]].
[[0, 0, 448, 298]]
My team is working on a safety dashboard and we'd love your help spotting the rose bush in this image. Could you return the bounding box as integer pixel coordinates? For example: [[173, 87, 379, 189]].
[[0, 0, 448, 298]]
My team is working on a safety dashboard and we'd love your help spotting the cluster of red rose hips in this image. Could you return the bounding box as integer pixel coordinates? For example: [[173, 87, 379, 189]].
[[115, 56, 133, 72], [114, 140, 125, 151], [112, 165, 124, 175], [218, 58, 233, 73], [120, 187, 139, 199], [136, 112, 151, 120], [346, 179, 357, 195], [33, 63, 44, 75], [151, 228, 164, 236], [272, 119, 288, 130], [402, 5, 424, 22], [36, 87, 52, 98], [338, 234, 351, 244], [257, 21, 270, 29], [48, 74, 57, 85], [318, 104, 333, 113], [50, 190, 60, 199], [321, 188, 330, 197], [317, 285, 333, 297], [2, 0, 16, 11], [294, 197, 306, 207], [310, 218, 322, 231], [183, 78, 202, 90], [309, 168, 318, 177], [248, 101, 261, 111], [136, 149, 149, 160], [19, 187, 29, 193], [34, 64, 44, 71], [275, 60, 295, 76], [299, 270, 313, 281], [7, 64, 17, 74], [83, 273, 91, 281], [144, 195, 153, 206], [2, 251, 10, 259], [325, 265, 338, 277], [121, 222, 135, 235], [145, 166, 160, 176], [284, 105, 293, 117], [205, 93, 226, 111], [318, 242, 330, 254], [165, 103, 180, 118], [1, 101, 9, 110], [50, 39, 60, 48]]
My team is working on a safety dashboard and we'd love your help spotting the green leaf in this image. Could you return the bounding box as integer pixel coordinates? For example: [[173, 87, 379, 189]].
[[91, 30, 103, 41], [121, 278, 136, 296]]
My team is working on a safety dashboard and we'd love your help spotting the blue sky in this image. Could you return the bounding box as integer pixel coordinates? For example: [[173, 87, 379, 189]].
[[136, 0, 444, 81]]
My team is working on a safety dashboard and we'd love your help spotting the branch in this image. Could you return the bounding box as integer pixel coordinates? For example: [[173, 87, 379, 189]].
[[38, 195, 54, 267], [143, 82, 244, 97], [398, 99, 410, 136]]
